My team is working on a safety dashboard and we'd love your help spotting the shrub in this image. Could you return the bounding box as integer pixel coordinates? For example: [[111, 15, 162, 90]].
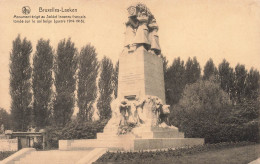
[[45, 119, 109, 149], [169, 79, 260, 143], [169, 79, 231, 143], [45, 126, 63, 149], [33, 142, 43, 150]]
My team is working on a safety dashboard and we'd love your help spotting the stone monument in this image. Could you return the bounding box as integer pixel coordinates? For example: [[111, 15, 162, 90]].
[[59, 3, 204, 151]]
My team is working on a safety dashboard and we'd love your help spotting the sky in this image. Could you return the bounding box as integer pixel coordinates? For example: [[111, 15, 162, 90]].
[[0, 0, 260, 112]]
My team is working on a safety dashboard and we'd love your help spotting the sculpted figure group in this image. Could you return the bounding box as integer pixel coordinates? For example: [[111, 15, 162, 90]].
[[105, 96, 170, 135], [124, 3, 161, 56]]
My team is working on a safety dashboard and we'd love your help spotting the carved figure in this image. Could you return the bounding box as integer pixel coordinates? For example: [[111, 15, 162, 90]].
[[148, 19, 161, 55], [119, 99, 130, 126], [132, 97, 146, 125], [124, 3, 162, 55], [134, 11, 150, 51], [124, 17, 138, 52]]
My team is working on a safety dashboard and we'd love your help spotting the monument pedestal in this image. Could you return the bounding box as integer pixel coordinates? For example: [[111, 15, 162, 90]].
[[59, 126, 204, 151], [118, 47, 165, 103]]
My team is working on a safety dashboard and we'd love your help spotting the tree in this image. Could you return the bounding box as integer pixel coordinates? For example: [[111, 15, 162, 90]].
[[53, 38, 77, 127], [245, 68, 260, 100], [171, 79, 231, 143], [226, 99, 260, 142], [9, 35, 32, 131], [97, 56, 114, 120], [234, 64, 247, 102], [218, 59, 235, 100], [0, 108, 11, 130], [165, 57, 185, 105], [185, 57, 201, 84], [161, 54, 169, 82], [77, 44, 99, 121], [112, 61, 119, 98], [203, 58, 218, 80], [32, 39, 53, 128]]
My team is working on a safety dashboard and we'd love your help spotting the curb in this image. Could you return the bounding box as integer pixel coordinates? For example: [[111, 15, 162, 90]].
[[1, 148, 36, 164]]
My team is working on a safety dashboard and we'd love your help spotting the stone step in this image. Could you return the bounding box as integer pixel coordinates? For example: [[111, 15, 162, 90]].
[[96, 133, 136, 140], [60, 139, 134, 151], [97, 130, 184, 139], [103, 126, 180, 133], [135, 131, 184, 138], [14, 150, 91, 164], [72, 140, 133, 148], [59, 137, 204, 151], [134, 138, 204, 150]]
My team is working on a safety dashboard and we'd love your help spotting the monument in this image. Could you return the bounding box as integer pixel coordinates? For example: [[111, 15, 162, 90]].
[[59, 3, 204, 151]]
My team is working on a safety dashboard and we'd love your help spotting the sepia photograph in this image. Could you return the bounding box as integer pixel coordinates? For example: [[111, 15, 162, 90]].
[[0, 0, 259, 163]]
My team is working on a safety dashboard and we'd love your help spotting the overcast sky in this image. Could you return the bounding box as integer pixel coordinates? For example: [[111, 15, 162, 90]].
[[1, 0, 260, 112]]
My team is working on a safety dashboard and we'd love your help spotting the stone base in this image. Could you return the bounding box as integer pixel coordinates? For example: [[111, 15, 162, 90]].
[[59, 138, 204, 151], [134, 138, 204, 150], [59, 127, 204, 151], [98, 127, 184, 139]]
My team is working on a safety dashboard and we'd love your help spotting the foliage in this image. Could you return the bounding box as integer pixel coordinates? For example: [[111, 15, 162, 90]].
[[45, 119, 108, 149], [165, 57, 185, 105], [185, 57, 201, 84], [170, 79, 232, 143], [53, 38, 78, 127], [9, 35, 33, 131], [224, 99, 260, 142], [161, 54, 168, 83], [245, 68, 260, 100], [218, 60, 260, 104], [77, 44, 99, 121], [234, 64, 247, 102], [203, 58, 218, 80], [0, 108, 11, 130], [112, 61, 119, 99], [32, 39, 54, 128], [45, 126, 63, 149], [170, 78, 260, 143], [97, 56, 114, 120], [95, 142, 256, 163], [165, 56, 202, 106], [33, 142, 43, 150], [218, 59, 235, 100]]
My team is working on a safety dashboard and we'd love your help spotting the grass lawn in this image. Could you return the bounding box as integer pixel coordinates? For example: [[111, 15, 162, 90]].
[[95, 143, 260, 164], [154, 144, 260, 164]]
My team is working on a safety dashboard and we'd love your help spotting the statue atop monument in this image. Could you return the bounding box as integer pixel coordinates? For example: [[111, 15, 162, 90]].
[[124, 3, 161, 55]]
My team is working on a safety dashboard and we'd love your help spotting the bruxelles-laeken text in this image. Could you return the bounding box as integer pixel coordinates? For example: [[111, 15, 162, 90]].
[[39, 7, 77, 12]]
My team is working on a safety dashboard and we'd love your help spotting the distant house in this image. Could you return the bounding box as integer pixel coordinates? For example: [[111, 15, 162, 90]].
[[2, 129, 46, 150]]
